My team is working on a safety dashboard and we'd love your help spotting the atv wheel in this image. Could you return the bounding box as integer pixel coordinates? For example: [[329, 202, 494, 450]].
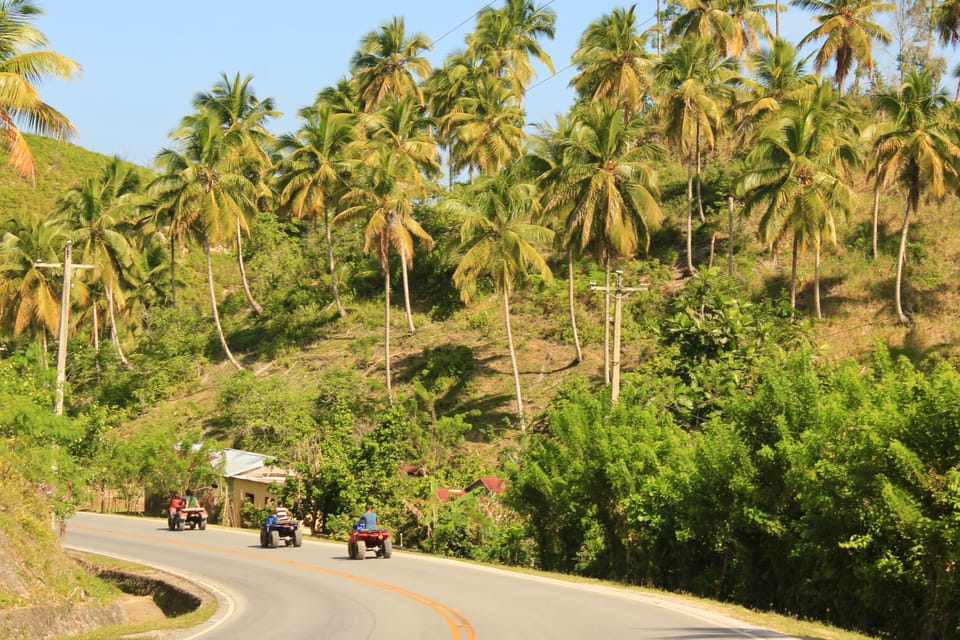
[[176, 519, 184, 531], [381, 537, 392, 559], [260, 529, 268, 547], [355, 539, 366, 560], [199, 520, 206, 531], [293, 529, 303, 547], [268, 530, 280, 549]]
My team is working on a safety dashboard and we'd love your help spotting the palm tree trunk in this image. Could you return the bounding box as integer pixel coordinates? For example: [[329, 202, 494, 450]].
[[657, 0, 663, 55], [604, 260, 612, 386], [727, 195, 735, 277], [401, 253, 416, 334], [324, 212, 345, 318], [895, 199, 912, 324], [775, 0, 781, 37], [872, 184, 881, 261], [695, 124, 705, 223], [567, 250, 583, 363], [685, 158, 695, 276], [790, 234, 799, 311], [236, 218, 264, 316], [205, 242, 243, 370], [814, 242, 822, 320], [384, 258, 393, 403], [91, 301, 100, 352], [169, 235, 177, 309], [105, 287, 131, 369], [503, 287, 526, 431]]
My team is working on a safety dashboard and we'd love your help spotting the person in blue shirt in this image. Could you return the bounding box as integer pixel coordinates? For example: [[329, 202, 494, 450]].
[[357, 503, 379, 530]]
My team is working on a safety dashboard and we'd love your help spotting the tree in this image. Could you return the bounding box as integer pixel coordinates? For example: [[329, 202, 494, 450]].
[[570, 5, 655, 119], [538, 99, 663, 382], [55, 157, 142, 367], [791, 0, 895, 94], [442, 74, 526, 178], [192, 73, 278, 317], [0, 209, 67, 356], [0, 0, 80, 182], [671, 0, 774, 60], [737, 81, 859, 318], [350, 16, 432, 112], [275, 103, 357, 318], [469, 0, 556, 107], [870, 68, 960, 323], [442, 170, 555, 431], [152, 107, 264, 369], [653, 38, 738, 276]]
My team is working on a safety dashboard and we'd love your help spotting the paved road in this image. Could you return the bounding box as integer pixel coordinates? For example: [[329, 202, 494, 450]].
[[65, 512, 794, 640]]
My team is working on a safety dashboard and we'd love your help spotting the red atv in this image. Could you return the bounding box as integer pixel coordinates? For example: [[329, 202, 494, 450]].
[[348, 522, 392, 559], [168, 497, 208, 531]]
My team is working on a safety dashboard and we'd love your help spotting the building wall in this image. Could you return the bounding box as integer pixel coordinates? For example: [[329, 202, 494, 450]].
[[224, 478, 281, 527]]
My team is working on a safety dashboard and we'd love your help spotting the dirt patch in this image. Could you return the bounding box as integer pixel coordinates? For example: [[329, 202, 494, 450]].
[[119, 594, 166, 624]]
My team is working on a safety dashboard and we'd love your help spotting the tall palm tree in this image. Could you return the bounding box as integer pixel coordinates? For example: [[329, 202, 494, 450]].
[[442, 74, 525, 178], [55, 157, 142, 367], [442, 170, 555, 431], [737, 81, 859, 318], [192, 73, 277, 317], [791, 0, 895, 94], [539, 99, 663, 383], [350, 17, 432, 112], [653, 38, 738, 276], [870, 68, 960, 323], [356, 96, 440, 335], [152, 107, 262, 369], [425, 50, 485, 185], [936, 0, 960, 46], [0, 0, 80, 182], [0, 209, 68, 357], [570, 5, 655, 119], [469, 0, 556, 107], [275, 104, 356, 318], [671, 0, 774, 60]]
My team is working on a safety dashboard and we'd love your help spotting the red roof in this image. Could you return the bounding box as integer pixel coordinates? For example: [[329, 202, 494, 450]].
[[466, 476, 505, 495], [436, 488, 466, 503]]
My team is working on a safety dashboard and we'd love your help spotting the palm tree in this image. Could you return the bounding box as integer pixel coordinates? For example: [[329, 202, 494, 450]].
[[791, 0, 895, 94], [192, 73, 278, 317], [443, 74, 525, 177], [936, 0, 960, 47], [0, 0, 80, 182], [870, 68, 960, 323], [737, 81, 859, 318], [356, 96, 440, 335], [55, 157, 142, 367], [152, 107, 262, 369], [274, 103, 357, 318], [350, 17, 432, 112], [442, 170, 555, 431], [538, 99, 663, 383], [0, 209, 68, 358], [653, 38, 738, 276], [425, 50, 485, 185], [671, 0, 774, 60], [469, 0, 556, 107], [570, 5, 655, 119]]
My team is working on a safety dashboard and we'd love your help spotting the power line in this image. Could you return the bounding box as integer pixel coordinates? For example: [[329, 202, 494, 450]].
[[429, 2, 496, 49]]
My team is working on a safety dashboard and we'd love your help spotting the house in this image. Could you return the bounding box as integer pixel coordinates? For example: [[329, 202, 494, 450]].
[[212, 448, 296, 527], [435, 476, 505, 503]]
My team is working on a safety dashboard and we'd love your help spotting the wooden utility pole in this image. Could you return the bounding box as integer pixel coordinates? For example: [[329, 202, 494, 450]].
[[590, 271, 649, 403], [36, 240, 94, 415]]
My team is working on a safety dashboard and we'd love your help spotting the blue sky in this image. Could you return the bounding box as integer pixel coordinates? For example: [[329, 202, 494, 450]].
[[30, 1, 935, 168]]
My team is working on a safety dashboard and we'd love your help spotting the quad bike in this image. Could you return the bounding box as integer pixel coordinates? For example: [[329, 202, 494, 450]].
[[168, 499, 207, 531], [347, 522, 392, 559], [260, 517, 303, 548]]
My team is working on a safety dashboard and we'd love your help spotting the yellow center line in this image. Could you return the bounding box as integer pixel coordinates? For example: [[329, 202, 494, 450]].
[[74, 524, 476, 640]]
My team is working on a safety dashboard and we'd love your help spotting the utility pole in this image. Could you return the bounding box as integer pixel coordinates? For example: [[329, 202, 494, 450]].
[[590, 271, 649, 403], [36, 240, 94, 415]]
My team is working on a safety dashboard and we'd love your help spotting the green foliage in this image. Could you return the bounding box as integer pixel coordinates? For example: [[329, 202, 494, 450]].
[[215, 370, 317, 452]]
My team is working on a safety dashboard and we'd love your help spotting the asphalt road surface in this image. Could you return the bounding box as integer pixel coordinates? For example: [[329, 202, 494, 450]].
[[65, 511, 795, 640]]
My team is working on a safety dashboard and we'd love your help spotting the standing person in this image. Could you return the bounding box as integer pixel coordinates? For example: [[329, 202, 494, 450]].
[[358, 503, 379, 530]]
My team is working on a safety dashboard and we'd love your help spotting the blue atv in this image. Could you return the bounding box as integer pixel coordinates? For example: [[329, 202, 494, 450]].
[[260, 516, 303, 548]]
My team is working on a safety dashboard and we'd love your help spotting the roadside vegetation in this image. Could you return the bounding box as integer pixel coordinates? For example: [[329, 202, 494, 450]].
[[5, 0, 960, 638]]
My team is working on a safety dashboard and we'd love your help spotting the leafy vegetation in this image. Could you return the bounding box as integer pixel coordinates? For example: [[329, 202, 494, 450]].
[[6, 1, 960, 638]]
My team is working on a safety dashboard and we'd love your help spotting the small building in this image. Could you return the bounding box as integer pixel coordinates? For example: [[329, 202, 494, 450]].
[[465, 476, 505, 496], [212, 448, 295, 527], [435, 488, 466, 503]]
